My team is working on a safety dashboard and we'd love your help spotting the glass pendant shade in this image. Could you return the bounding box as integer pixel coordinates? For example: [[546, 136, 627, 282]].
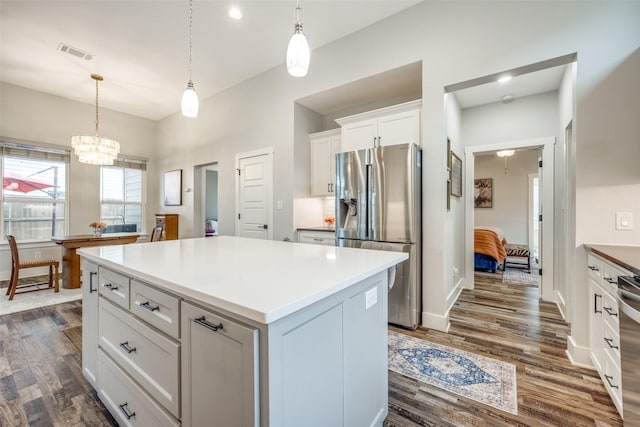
[[181, 80, 199, 118], [71, 135, 120, 165], [287, 27, 310, 77], [71, 74, 120, 165]]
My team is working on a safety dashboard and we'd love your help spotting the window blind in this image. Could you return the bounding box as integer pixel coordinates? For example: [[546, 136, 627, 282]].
[[1, 140, 70, 163]]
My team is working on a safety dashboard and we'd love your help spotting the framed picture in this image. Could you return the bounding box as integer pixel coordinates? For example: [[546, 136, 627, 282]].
[[451, 152, 462, 197], [474, 178, 493, 208], [164, 169, 182, 206]]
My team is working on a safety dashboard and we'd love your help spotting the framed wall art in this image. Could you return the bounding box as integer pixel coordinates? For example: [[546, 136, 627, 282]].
[[451, 152, 462, 197], [164, 169, 182, 206], [474, 178, 493, 208]]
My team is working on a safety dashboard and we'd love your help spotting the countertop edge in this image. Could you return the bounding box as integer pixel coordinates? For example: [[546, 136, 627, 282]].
[[584, 244, 640, 276]]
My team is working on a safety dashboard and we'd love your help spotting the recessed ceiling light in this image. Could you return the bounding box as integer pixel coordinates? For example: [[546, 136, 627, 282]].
[[498, 75, 512, 83], [229, 6, 242, 19]]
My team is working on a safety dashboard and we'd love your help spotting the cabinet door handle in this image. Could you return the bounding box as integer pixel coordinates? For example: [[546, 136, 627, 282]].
[[330, 183, 333, 192], [89, 271, 97, 293], [119, 341, 137, 354], [103, 283, 118, 291], [118, 402, 136, 419], [604, 374, 619, 389], [603, 306, 618, 317], [140, 301, 160, 312], [377, 136, 381, 147], [594, 293, 602, 314], [604, 337, 619, 350], [194, 316, 223, 332]]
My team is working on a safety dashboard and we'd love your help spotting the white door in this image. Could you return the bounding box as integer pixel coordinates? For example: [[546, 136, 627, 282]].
[[236, 149, 273, 240], [537, 152, 543, 275]]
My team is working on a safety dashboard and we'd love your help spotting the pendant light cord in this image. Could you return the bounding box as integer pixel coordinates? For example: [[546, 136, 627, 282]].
[[95, 77, 99, 136], [188, 0, 193, 83]]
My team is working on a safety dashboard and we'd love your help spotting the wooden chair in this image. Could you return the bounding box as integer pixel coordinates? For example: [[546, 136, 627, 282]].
[[6, 235, 59, 300], [150, 226, 163, 242]]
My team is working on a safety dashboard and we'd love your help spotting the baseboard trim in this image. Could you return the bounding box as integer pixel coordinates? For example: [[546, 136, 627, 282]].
[[554, 290, 567, 321], [566, 335, 593, 368], [421, 311, 449, 333], [446, 278, 464, 312]]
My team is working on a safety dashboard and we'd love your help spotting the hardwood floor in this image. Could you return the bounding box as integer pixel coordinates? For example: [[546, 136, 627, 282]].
[[0, 300, 115, 426], [385, 273, 623, 427], [0, 272, 622, 426]]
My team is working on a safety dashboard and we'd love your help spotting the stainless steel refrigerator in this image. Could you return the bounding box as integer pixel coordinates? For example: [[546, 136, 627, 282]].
[[335, 143, 421, 329]]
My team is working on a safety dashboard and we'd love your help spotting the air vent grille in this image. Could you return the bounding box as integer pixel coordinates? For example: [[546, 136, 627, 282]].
[[57, 43, 94, 61]]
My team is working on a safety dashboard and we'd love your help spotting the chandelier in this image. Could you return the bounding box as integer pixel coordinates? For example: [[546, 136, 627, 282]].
[[71, 74, 120, 165]]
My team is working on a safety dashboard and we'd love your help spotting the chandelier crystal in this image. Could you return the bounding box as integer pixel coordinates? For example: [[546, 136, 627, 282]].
[[71, 74, 120, 165], [181, 0, 199, 117], [286, 0, 310, 77]]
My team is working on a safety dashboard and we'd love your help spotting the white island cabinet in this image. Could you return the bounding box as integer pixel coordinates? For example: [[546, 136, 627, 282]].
[[78, 236, 407, 427]]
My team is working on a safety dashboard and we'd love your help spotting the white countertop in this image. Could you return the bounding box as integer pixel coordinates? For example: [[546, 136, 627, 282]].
[[78, 236, 407, 324]]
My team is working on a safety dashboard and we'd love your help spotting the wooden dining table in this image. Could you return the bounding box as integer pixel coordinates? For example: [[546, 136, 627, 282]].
[[52, 233, 139, 289]]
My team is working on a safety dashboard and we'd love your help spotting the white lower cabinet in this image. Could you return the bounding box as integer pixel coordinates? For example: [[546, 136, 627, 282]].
[[181, 301, 259, 427], [297, 229, 336, 246], [587, 250, 628, 417], [81, 260, 99, 389], [98, 350, 180, 427]]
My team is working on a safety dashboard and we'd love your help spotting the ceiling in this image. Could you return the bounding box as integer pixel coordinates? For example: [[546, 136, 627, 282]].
[[0, 0, 420, 121]]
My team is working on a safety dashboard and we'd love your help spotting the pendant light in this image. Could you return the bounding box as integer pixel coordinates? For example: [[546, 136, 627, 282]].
[[71, 74, 120, 165], [496, 150, 515, 174], [286, 0, 310, 77], [181, 0, 199, 117]]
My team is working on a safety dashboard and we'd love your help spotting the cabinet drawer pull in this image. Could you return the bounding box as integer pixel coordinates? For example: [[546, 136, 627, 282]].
[[603, 306, 618, 317], [313, 238, 323, 242], [89, 272, 97, 293], [119, 341, 137, 354], [104, 283, 118, 291], [588, 265, 599, 271], [604, 374, 619, 389], [118, 402, 136, 419], [594, 293, 602, 314], [140, 301, 160, 312], [604, 337, 619, 350], [194, 316, 223, 332], [604, 277, 617, 284]]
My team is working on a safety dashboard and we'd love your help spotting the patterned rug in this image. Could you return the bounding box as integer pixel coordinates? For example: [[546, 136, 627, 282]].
[[388, 331, 518, 415], [503, 267, 540, 285]]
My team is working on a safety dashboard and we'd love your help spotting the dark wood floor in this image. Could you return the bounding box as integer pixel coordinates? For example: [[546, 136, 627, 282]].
[[0, 272, 622, 426], [385, 272, 623, 427]]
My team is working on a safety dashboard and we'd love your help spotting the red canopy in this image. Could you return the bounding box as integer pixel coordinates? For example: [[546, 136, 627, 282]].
[[3, 173, 54, 193]]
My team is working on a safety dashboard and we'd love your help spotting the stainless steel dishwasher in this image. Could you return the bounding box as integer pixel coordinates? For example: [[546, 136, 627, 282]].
[[618, 275, 640, 425]]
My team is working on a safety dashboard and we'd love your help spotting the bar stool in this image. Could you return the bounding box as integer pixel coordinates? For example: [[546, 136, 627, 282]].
[[6, 235, 59, 300]]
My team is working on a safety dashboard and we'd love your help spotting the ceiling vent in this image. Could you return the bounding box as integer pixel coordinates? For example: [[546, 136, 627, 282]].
[[57, 43, 94, 61]]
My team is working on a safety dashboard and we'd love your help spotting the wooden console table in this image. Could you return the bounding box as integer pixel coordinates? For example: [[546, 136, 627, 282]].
[[52, 233, 139, 289]]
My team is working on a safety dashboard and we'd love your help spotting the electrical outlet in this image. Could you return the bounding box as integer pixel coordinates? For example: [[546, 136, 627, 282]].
[[365, 287, 378, 310], [616, 212, 633, 231], [34, 251, 42, 259], [277, 200, 283, 210]]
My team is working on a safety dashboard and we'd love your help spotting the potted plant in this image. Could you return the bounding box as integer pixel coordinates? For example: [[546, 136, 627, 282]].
[[89, 221, 107, 237]]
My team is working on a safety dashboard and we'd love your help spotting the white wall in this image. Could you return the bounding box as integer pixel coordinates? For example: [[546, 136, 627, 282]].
[[474, 149, 540, 244], [0, 82, 158, 279], [445, 94, 465, 311]]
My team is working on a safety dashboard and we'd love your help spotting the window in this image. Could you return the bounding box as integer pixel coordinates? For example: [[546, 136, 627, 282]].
[[100, 158, 146, 232], [1, 141, 69, 241]]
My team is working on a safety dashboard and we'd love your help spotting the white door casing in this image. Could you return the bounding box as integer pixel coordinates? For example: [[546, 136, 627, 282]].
[[235, 148, 274, 240]]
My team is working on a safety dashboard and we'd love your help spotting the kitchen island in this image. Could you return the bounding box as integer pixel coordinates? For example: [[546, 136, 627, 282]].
[[78, 236, 407, 427]]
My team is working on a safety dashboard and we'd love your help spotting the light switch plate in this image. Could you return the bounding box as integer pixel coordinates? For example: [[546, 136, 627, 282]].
[[616, 212, 633, 231], [365, 287, 377, 310]]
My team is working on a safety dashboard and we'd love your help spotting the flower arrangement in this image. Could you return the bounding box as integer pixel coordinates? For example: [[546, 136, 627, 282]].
[[324, 216, 335, 225], [89, 221, 107, 236]]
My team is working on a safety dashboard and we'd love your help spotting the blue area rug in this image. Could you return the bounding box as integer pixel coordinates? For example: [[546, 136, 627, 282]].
[[388, 331, 518, 415]]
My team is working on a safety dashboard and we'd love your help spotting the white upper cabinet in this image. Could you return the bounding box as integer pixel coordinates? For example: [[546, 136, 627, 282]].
[[336, 100, 421, 152], [310, 129, 341, 197]]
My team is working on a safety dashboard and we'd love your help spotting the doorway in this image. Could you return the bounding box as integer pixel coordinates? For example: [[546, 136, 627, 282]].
[[194, 162, 218, 238], [464, 137, 555, 301]]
